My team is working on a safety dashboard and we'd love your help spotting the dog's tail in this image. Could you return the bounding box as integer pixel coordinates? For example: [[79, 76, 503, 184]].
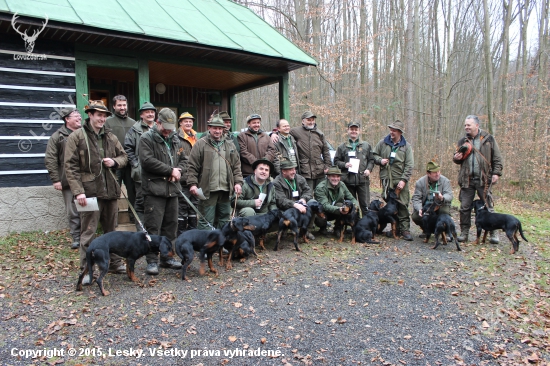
[[518, 222, 528, 242]]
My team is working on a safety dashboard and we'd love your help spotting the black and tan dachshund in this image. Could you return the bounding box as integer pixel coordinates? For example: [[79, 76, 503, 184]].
[[275, 201, 325, 252], [421, 202, 461, 251], [231, 209, 280, 250], [353, 209, 380, 244], [175, 229, 225, 280], [76, 231, 173, 296], [368, 190, 399, 239], [220, 222, 256, 270], [473, 200, 528, 254], [334, 200, 359, 243]]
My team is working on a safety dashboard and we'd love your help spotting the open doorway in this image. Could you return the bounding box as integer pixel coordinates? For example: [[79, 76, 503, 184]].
[[87, 67, 137, 118]]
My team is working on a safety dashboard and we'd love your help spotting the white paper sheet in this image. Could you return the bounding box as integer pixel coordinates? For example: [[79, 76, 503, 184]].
[[348, 158, 360, 173], [74, 197, 99, 212]]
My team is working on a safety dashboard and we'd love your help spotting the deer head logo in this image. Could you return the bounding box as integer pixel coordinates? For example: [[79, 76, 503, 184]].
[[11, 13, 48, 54]]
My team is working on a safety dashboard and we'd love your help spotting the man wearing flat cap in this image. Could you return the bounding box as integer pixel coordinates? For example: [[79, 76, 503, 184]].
[[231, 158, 277, 217], [45, 106, 82, 249], [238, 113, 278, 178], [187, 115, 243, 230], [288, 111, 331, 190], [176, 112, 198, 234], [373, 120, 414, 241], [220, 111, 240, 154], [272, 158, 316, 240], [64, 100, 128, 283], [314, 166, 358, 236], [125, 102, 157, 230], [411, 161, 453, 237], [334, 122, 374, 216], [139, 108, 186, 275]]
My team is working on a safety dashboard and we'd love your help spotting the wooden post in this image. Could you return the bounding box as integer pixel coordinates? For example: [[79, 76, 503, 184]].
[[75, 59, 88, 114], [229, 92, 237, 132], [138, 58, 150, 112], [279, 73, 289, 120]]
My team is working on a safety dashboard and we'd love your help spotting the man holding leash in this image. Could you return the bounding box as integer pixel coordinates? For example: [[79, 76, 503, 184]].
[[453, 115, 503, 243], [373, 120, 414, 241], [139, 108, 186, 275], [64, 100, 127, 282], [411, 161, 453, 237]]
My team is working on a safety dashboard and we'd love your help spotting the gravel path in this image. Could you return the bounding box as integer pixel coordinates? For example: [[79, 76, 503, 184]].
[[1, 223, 530, 366]]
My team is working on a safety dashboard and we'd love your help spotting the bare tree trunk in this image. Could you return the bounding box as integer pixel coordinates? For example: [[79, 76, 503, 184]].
[[482, 0, 494, 134]]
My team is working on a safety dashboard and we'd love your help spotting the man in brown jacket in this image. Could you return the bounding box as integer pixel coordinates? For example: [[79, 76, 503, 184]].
[[188, 116, 243, 230], [44, 106, 82, 249], [453, 115, 503, 243], [289, 111, 331, 190], [64, 100, 128, 284], [238, 113, 278, 177]]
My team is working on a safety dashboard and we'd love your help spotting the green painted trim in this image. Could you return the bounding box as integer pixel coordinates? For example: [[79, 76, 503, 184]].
[[279, 73, 289, 120], [75, 59, 88, 115], [138, 58, 150, 109], [229, 93, 236, 131], [76, 51, 139, 69], [228, 77, 280, 95]]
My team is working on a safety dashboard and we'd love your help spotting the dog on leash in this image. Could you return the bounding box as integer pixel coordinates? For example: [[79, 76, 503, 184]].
[[175, 229, 225, 280], [473, 200, 528, 254], [275, 201, 325, 252], [230, 210, 280, 250], [334, 200, 359, 243], [220, 222, 255, 270], [76, 231, 173, 296], [368, 190, 399, 238], [421, 202, 461, 251], [353, 209, 380, 244]]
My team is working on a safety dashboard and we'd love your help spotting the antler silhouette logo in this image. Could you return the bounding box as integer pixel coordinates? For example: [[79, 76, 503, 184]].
[[11, 13, 48, 54]]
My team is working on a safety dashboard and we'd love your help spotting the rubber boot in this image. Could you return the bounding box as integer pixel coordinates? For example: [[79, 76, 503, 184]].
[[489, 231, 499, 244], [457, 227, 469, 242], [177, 218, 187, 237], [187, 216, 197, 230]]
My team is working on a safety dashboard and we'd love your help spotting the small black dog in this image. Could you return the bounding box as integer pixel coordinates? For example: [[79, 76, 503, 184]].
[[473, 200, 528, 254], [275, 201, 325, 251], [421, 202, 461, 251], [368, 191, 399, 239], [76, 232, 173, 296], [353, 210, 380, 244], [231, 210, 280, 250], [334, 200, 359, 243], [220, 222, 255, 270], [175, 229, 226, 280]]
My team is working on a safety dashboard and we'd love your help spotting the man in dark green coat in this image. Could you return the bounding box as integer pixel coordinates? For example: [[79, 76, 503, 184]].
[[139, 108, 186, 275], [314, 166, 358, 235], [232, 159, 277, 217], [373, 120, 414, 241]]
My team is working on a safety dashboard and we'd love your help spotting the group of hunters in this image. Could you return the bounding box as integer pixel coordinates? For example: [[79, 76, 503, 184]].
[[45, 95, 503, 281]]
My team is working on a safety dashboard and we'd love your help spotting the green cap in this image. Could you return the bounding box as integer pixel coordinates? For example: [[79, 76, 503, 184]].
[[426, 161, 440, 172], [85, 100, 112, 116], [219, 111, 232, 120], [138, 102, 156, 113], [326, 166, 343, 176], [301, 111, 316, 119], [158, 108, 177, 130], [60, 106, 77, 120], [387, 120, 405, 133], [280, 158, 297, 170], [247, 113, 262, 123], [208, 115, 225, 128]]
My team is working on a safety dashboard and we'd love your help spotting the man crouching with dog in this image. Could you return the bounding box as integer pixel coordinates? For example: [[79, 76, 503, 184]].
[[453, 115, 503, 243], [64, 100, 128, 284], [314, 166, 358, 236], [231, 158, 277, 217], [411, 162, 453, 238], [139, 108, 186, 275]]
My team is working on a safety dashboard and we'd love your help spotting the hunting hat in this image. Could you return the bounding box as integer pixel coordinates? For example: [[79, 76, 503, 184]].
[[252, 158, 275, 174], [426, 161, 440, 172], [247, 114, 262, 123], [348, 122, 360, 128], [60, 106, 77, 120], [219, 111, 232, 120], [280, 158, 297, 170], [138, 102, 156, 113], [158, 108, 177, 130], [178, 112, 195, 121], [387, 120, 405, 133], [326, 166, 343, 176], [208, 115, 225, 128], [85, 100, 112, 116], [301, 111, 316, 119]]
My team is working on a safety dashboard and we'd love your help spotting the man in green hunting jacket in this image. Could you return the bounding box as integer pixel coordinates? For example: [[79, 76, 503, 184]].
[[314, 166, 358, 236], [187, 116, 243, 230], [373, 120, 414, 241], [139, 108, 186, 275]]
